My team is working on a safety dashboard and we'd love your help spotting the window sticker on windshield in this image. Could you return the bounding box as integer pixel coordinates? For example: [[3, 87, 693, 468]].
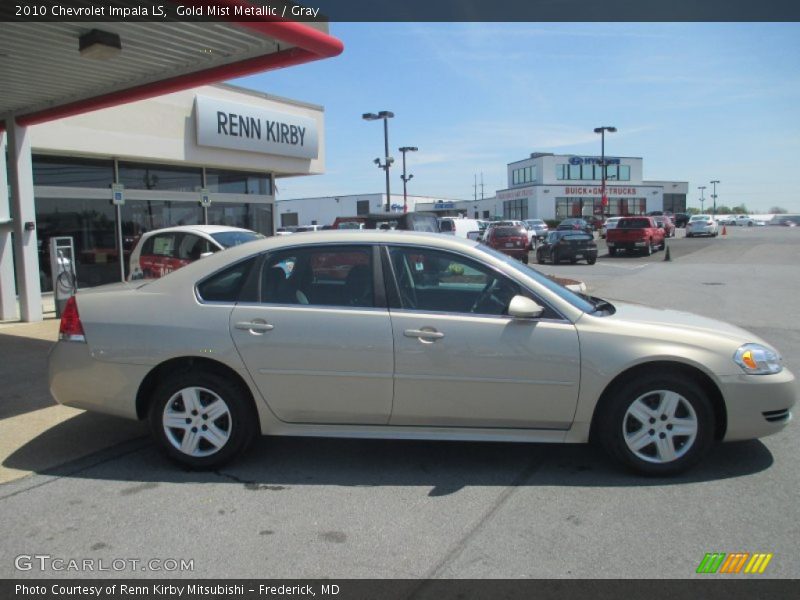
[[415, 261, 424, 271]]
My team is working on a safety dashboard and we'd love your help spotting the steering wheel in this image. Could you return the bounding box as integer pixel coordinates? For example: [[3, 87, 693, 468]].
[[470, 278, 498, 314]]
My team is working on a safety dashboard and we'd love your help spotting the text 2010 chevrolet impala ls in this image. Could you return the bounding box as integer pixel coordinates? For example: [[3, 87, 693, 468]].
[[48, 231, 795, 475]]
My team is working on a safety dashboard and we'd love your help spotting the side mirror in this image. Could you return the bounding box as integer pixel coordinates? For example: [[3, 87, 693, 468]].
[[508, 295, 544, 319], [199, 252, 214, 259]]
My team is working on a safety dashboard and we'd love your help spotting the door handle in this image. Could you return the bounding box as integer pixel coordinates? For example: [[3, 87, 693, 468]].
[[235, 321, 274, 333], [404, 328, 444, 341]]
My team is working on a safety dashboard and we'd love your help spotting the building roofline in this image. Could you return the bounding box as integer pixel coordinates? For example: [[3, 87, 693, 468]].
[[212, 82, 324, 112]]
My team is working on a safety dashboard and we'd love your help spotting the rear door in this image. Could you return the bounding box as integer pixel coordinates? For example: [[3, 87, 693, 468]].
[[230, 244, 394, 425]]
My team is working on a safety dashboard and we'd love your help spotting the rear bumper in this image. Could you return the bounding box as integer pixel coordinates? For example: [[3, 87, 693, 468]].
[[494, 247, 528, 259], [606, 240, 648, 250], [48, 341, 148, 420], [718, 368, 796, 441]]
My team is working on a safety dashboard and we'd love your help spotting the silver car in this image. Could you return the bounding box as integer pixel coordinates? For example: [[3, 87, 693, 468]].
[[49, 231, 795, 475]]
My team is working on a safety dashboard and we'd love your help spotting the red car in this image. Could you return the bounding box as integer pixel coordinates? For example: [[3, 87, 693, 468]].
[[484, 225, 529, 263]]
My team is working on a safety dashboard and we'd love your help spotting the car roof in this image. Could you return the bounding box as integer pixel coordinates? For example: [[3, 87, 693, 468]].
[[140, 225, 254, 237]]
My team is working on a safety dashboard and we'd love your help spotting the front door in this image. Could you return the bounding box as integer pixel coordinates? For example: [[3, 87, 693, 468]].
[[386, 246, 580, 429]]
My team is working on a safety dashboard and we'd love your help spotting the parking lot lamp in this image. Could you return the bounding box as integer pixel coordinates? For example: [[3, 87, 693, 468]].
[[594, 126, 617, 216], [399, 146, 418, 213], [698, 186, 706, 213], [363, 111, 395, 211], [710, 180, 720, 217]]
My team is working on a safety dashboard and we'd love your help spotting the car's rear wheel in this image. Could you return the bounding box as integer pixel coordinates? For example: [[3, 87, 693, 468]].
[[537, 250, 546, 264], [597, 374, 715, 475], [608, 248, 617, 257], [587, 257, 596, 265], [149, 371, 256, 469]]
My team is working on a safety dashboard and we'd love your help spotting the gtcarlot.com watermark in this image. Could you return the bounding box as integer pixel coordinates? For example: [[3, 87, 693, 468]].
[[15, 554, 194, 573]]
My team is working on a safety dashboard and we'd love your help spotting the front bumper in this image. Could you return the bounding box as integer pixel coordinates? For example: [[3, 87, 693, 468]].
[[718, 367, 796, 441]]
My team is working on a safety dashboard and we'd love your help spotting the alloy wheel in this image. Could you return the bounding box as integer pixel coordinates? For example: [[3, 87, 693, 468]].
[[622, 390, 698, 464], [162, 387, 232, 457]]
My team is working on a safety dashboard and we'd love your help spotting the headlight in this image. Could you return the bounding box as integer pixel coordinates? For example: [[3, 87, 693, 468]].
[[733, 343, 783, 375]]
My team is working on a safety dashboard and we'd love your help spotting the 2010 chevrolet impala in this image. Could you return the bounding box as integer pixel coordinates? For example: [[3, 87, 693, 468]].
[[48, 231, 795, 475]]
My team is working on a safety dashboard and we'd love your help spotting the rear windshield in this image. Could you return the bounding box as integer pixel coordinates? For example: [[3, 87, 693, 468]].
[[564, 234, 593, 241], [618, 218, 650, 229], [494, 227, 525, 238], [210, 231, 263, 248], [439, 220, 454, 232]]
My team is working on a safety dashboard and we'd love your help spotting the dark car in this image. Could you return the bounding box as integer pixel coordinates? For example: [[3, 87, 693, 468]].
[[557, 218, 593, 236], [672, 213, 690, 228], [536, 230, 598, 265], [484, 225, 529, 263]]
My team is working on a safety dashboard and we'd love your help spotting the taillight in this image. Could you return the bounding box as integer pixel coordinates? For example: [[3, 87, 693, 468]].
[[59, 296, 86, 343]]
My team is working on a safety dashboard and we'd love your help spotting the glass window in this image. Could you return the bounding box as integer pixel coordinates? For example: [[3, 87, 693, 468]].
[[261, 246, 373, 308], [556, 164, 566, 180], [356, 200, 370, 215], [605, 165, 619, 181], [207, 202, 273, 236], [568, 164, 582, 180], [206, 169, 272, 195], [197, 257, 257, 303], [388, 246, 521, 316], [118, 162, 202, 192], [121, 200, 202, 235], [35, 196, 119, 291], [32, 155, 114, 188], [582, 165, 596, 180], [619, 165, 630, 181], [210, 230, 264, 248]]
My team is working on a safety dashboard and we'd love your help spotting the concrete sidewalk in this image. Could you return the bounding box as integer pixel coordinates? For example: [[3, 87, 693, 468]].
[[0, 318, 146, 484]]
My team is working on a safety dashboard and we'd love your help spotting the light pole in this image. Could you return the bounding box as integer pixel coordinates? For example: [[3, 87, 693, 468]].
[[363, 111, 394, 212], [398, 146, 418, 213], [710, 180, 720, 217], [698, 186, 706, 213], [594, 126, 617, 217]]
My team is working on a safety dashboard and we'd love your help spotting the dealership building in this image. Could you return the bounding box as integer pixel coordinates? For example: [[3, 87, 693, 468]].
[[1, 20, 342, 322], [416, 153, 688, 221]]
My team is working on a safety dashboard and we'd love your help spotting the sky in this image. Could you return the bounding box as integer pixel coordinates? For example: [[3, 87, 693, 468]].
[[233, 23, 800, 212]]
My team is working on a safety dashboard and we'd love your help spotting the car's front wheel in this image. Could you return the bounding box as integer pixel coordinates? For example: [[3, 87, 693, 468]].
[[149, 370, 257, 469], [597, 374, 715, 475]]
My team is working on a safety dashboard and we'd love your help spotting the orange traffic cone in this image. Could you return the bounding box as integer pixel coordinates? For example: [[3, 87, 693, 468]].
[[722, 225, 727, 236]]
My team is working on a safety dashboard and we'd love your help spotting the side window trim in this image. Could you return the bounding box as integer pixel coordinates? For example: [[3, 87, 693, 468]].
[[384, 244, 565, 320]]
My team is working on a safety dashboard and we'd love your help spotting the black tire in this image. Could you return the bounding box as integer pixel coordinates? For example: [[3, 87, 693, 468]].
[[537, 250, 546, 264], [569, 258, 578, 264], [596, 372, 715, 476], [608, 248, 617, 257], [521, 254, 529, 265], [552, 249, 560, 264], [587, 257, 596, 265], [659, 237, 666, 250], [686, 233, 692, 238], [149, 370, 257, 469]]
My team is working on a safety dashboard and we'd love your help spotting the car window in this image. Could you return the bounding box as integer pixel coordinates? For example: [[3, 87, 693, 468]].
[[196, 257, 257, 303], [260, 246, 374, 308], [177, 234, 213, 261], [388, 246, 523, 316], [147, 233, 178, 257], [439, 220, 454, 232]]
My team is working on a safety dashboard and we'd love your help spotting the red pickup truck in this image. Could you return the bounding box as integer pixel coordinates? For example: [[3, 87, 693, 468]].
[[605, 216, 665, 256]]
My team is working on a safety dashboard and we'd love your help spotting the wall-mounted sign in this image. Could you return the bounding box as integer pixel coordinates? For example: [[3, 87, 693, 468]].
[[199, 188, 211, 207], [568, 156, 621, 165], [434, 202, 455, 209], [111, 183, 125, 205], [195, 96, 319, 159], [564, 186, 640, 196]]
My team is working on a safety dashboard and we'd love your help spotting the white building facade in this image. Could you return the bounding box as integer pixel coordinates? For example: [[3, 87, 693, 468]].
[[496, 153, 688, 221], [276, 194, 466, 227]]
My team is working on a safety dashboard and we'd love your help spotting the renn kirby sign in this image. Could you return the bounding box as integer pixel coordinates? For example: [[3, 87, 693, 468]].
[[195, 96, 319, 159]]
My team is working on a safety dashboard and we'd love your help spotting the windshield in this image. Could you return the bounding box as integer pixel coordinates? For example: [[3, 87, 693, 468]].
[[477, 244, 596, 314], [210, 231, 264, 248]]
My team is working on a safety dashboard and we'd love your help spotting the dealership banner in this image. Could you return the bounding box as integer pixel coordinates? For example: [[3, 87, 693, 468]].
[[2, 579, 797, 600]]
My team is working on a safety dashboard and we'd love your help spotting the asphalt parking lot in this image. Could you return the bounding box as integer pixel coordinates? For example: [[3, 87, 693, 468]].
[[0, 225, 798, 579]]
